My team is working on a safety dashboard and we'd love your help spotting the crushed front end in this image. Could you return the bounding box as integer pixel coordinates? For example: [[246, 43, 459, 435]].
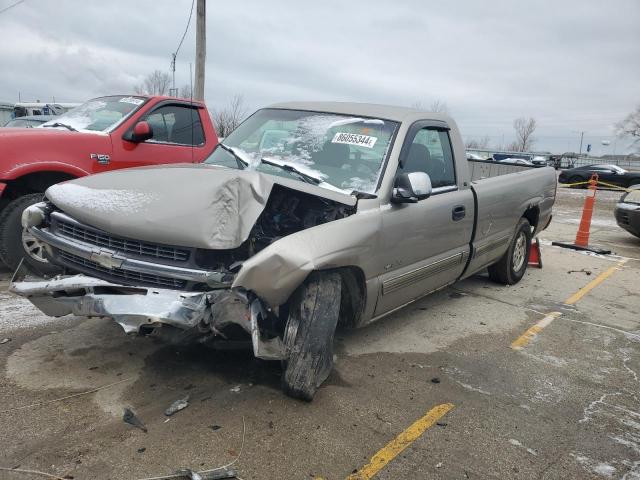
[[12, 202, 287, 360]]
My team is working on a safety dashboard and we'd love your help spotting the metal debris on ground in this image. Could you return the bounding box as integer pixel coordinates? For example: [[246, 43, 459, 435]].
[[229, 385, 241, 393], [165, 395, 190, 416], [0, 338, 11, 344], [567, 269, 592, 275], [431, 377, 441, 384], [173, 468, 237, 479], [123, 407, 148, 433]]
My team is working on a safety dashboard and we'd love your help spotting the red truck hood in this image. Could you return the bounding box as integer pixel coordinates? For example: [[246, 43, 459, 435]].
[[0, 128, 110, 180]]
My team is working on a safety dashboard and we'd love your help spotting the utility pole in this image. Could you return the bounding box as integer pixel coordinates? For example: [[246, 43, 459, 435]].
[[578, 131, 584, 156], [194, 0, 206, 101]]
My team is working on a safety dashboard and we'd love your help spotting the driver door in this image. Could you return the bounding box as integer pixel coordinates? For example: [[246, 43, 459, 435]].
[[374, 124, 474, 316], [109, 104, 206, 171]]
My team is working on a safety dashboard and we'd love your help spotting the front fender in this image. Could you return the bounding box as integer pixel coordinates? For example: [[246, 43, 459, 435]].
[[2, 161, 89, 181], [232, 208, 382, 307]]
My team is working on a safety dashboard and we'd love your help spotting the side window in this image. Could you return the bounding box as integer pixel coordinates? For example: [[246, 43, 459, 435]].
[[144, 105, 204, 145], [400, 128, 456, 189]]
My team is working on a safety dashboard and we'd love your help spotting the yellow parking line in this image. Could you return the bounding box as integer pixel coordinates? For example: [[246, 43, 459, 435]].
[[511, 260, 626, 350], [511, 312, 562, 350], [346, 403, 454, 480], [563, 261, 626, 305]]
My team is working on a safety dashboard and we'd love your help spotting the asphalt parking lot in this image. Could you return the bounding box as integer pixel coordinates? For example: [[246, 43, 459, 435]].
[[1, 186, 638, 480]]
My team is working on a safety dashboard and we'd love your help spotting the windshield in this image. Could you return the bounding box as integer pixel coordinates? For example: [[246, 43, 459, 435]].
[[41, 95, 146, 132], [204, 108, 398, 194]]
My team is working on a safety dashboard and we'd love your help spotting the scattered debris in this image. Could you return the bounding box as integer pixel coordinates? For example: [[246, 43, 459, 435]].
[[567, 269, 592, 276], [436, 422, 448, 427], [173, 468, 237, 480], [165, 395, 190, 416], [435, 462, 443, 469], [123, 407, 147, 433], [229, 385, 241, 393], [209, 425, 222, 431], [136, 417, 246, 480], [479, 321, 487, 325], [431, 377, 441, 384], [0, 338, 11, 345], [137, 447, 146, 454]]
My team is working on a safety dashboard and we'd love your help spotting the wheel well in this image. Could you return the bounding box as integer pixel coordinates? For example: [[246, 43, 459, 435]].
[[2, 171, 75, 201], [335, 266, 366, 328], [522, 205, 540, 231]]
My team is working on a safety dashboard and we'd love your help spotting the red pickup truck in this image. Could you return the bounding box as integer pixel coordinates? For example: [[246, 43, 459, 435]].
[[0, 94, 219, 274]]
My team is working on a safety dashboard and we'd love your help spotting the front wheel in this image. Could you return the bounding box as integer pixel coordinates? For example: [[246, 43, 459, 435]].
[[488, 218, 532, 285], [0, 194, 62, 277], [281, 271, 342, 401]]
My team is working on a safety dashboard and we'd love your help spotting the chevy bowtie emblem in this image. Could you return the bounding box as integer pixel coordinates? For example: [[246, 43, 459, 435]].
[[90, 153, 110, 164], [89, 249, 124, 270]]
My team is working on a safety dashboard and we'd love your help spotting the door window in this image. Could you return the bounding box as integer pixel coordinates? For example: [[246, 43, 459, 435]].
[[145, 105, 204, 145], [399, 128, 456, 188]]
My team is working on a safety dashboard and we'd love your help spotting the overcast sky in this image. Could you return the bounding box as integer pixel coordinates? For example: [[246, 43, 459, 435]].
[[1, 0, 638, 154]]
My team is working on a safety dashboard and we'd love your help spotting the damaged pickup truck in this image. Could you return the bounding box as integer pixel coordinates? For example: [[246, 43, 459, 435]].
[[11, 102, 556, 400]]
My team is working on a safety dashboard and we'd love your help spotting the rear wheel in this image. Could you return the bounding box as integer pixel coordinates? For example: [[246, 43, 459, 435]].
[[0, 194, 62, 277], [281, 271, 341, 401], [488, 218, 532, 285]]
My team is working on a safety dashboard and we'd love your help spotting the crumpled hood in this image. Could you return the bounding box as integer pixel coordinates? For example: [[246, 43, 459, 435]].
[[45, 164, 356, 249]]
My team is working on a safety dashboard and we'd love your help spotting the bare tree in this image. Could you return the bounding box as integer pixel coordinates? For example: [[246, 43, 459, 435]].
[[134, 70, 172, 96], [411, 99, 448, 113], [616, 104, 640, 149], [429, 99, 448, 113], [179, 84, 192, 99], [211, 94, 248, 137], [510, 117, 537, 152], [465, 135, 491, 149]]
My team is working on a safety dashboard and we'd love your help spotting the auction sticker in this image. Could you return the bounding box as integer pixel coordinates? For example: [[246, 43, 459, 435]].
[[119, 96, 145, 106], [332, 132, 377, 148]]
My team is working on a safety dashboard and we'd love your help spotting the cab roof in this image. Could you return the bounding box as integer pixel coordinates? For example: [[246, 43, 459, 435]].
[[267, 101, 453, 125]]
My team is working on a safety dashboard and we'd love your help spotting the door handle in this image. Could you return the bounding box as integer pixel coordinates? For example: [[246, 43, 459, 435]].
[[452, 205, 466, 221]]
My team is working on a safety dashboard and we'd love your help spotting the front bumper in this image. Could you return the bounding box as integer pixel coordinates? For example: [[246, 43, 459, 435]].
[[615, 203, 640, 237], [10, 275, 286, 360]]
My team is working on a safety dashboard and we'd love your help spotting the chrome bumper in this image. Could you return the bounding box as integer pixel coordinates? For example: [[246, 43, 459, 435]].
[[10, 275, 285, 360]]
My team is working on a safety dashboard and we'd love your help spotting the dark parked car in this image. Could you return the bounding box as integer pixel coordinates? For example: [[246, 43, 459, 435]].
[[558, 164, 640, 188], [614, 186, 640, 239], [3, 115, 54, 128]]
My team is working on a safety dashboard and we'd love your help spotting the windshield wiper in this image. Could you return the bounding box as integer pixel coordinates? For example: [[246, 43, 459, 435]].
[[42, 122, 77, 132], [260, 158, 322, 185], [217, 143, 248, 169]]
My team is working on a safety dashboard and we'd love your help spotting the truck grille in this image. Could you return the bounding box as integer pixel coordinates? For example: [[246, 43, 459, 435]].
[[58, 251, 187, 290], [53, 214, 190, 263]]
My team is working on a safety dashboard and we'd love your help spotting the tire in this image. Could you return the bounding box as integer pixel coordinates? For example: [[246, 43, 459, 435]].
[[281, 271, 342, 401], [0, 193, 62, 277], [488, 218, 532, 285]]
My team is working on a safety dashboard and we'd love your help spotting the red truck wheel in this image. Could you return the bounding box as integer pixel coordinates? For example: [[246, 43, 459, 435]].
[[0, 194, 62, 277]]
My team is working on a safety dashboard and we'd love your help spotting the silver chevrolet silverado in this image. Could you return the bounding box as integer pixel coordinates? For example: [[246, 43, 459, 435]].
[[12, 102, 556, 400]]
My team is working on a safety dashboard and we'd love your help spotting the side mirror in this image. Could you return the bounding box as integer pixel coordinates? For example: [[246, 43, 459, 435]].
[[391, 172, 432, 204], [124, 121, 153, 143]]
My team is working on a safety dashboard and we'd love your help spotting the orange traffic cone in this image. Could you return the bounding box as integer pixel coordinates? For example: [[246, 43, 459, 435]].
[[528, 238, 542, 268], [552, 173, 611, 255]]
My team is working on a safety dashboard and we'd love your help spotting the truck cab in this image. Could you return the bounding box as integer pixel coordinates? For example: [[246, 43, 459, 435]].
[[0, 94, 219, 274]]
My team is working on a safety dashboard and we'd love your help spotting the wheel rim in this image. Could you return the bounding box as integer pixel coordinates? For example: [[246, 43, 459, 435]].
[[512, 232, 527, 272], [21, 228, 50, 264]]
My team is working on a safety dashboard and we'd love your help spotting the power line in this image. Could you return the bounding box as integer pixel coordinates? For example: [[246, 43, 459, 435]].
[[174, 0, 195, 58], [0, 0, 25, 15], [170, 0, 195, 92]]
